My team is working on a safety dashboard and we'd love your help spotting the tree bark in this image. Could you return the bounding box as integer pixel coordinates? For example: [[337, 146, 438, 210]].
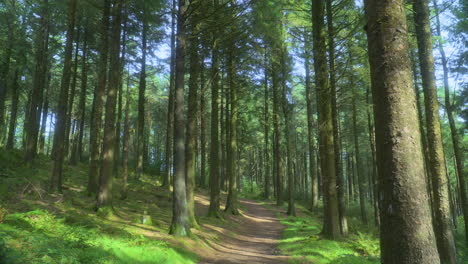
[[412, 0, 457, 261], [88, 0, 110, 195], [121, 74, 131, 200], [433, 0, 468, 245], [6, 69, 20, 150], [50, 0, 77, 193], [225, 41, 239, 215], [208, 0, 221, 218], [186, 10, 200, 226], [263, 50, 271, 199], [312, 0, 340, 239], [364, 0, 441, 262], [169, 0, 190, 236], [25, 0, 49, 163], [327, 0, 347, 235], [163, 0, 177, 189], [136, 7, 147, 178], [77, 31, 88, 162], [96, 0, 123, 208]]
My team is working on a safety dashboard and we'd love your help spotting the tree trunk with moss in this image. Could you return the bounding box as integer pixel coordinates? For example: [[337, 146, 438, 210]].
[[96, 0, 123, 209], [185, 9, 200, 226], [170, 0, 190, 236], [350, 63, 368, 226], [225, 42, 239, 215], [412, 0, 457, 261], [312, 0, 340, 239], [433, 0, 468, 245], [208, 0, 221, 218], [88, 0, 110, 195], [327, 0, 347, 234], [304, 37, 318, 211], [364, 0, 440, 262]]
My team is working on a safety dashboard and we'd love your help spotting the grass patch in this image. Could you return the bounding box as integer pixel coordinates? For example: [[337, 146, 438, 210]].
[[0, 149, 197, 264], [265, 202, 380, 264], [0, 210, 196, 264]]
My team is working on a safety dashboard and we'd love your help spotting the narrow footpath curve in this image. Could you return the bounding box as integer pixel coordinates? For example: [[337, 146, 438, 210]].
[[197, 198, 289, 264]]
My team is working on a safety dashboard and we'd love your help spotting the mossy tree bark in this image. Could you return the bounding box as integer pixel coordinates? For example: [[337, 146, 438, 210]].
[[433, 0, 468, 245], [170, 0, 190, 236], [311, 0, 340, 239], [350, 60, 368, 226], [208, 0, 221, 218], [225, 41, 239, 215], [88, 0, 110, 195], [263, 50, 271, 199], [327, 0, 347, 235], [96, 0, 123, 209], [412, 0, 457, 261], [304, 36, 318, 211], [364, 0, 441, 262], [185, 5, 200, 227]]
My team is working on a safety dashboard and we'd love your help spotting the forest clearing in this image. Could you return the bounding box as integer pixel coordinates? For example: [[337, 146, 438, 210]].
[[0, 0, 467, 263]]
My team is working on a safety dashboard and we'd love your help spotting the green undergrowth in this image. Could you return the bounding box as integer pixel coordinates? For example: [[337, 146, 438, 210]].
[[0, 149, 197, 264], [265, 202, 380, 264], [0, 209, 196, 264]]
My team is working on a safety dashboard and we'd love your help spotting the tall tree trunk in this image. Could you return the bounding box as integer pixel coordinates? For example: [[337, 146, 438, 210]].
[[327, 0, 347, 235], [364, 0, 440, 262], [366, 87, 380, 227], [169, 0, 190, 236], [38, 73, 51, 154], [351, 65, 368, 225], [66, 28, 80, 164], [0, 12, 13, 145], [77, 31, 88, 162], [50, 0, 77, 192], [280, 46, 296, 217], [25, 0, 49, 163], [121, 74, 131, 200], [312, 0, 340, 239], [88, 0, 110, 195], [304, 37, 318, 210], [185, 11, 200, 226], [96, 0, 123, 209], [433, 0, 468, 245], [263, 50, 271, 199], [6, 69, 20, 150], [114, 16, 127, 178], [136, 8, 147, 178], [207, 0, 221, 218], [411, 48, 434, 213], [412, 0, 457, 261], [200, 59, 207, 188], [163, 0, 177, 188], [225, 41, 239, 215], [272, 56, 282, 206]]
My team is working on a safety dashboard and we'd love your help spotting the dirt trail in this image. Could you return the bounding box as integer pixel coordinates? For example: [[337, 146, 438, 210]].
[[196, 197, 289, 264]]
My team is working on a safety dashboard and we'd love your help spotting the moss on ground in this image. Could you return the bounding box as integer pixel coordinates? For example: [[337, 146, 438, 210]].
[[0, 149, 197, 264]]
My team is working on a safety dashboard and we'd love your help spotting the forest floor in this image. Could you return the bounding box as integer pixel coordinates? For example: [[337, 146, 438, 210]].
[[0, 149, 466, 263]]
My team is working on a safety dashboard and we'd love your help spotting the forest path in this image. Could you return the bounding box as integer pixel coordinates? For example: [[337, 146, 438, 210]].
[[196, 197, 289, 264]]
